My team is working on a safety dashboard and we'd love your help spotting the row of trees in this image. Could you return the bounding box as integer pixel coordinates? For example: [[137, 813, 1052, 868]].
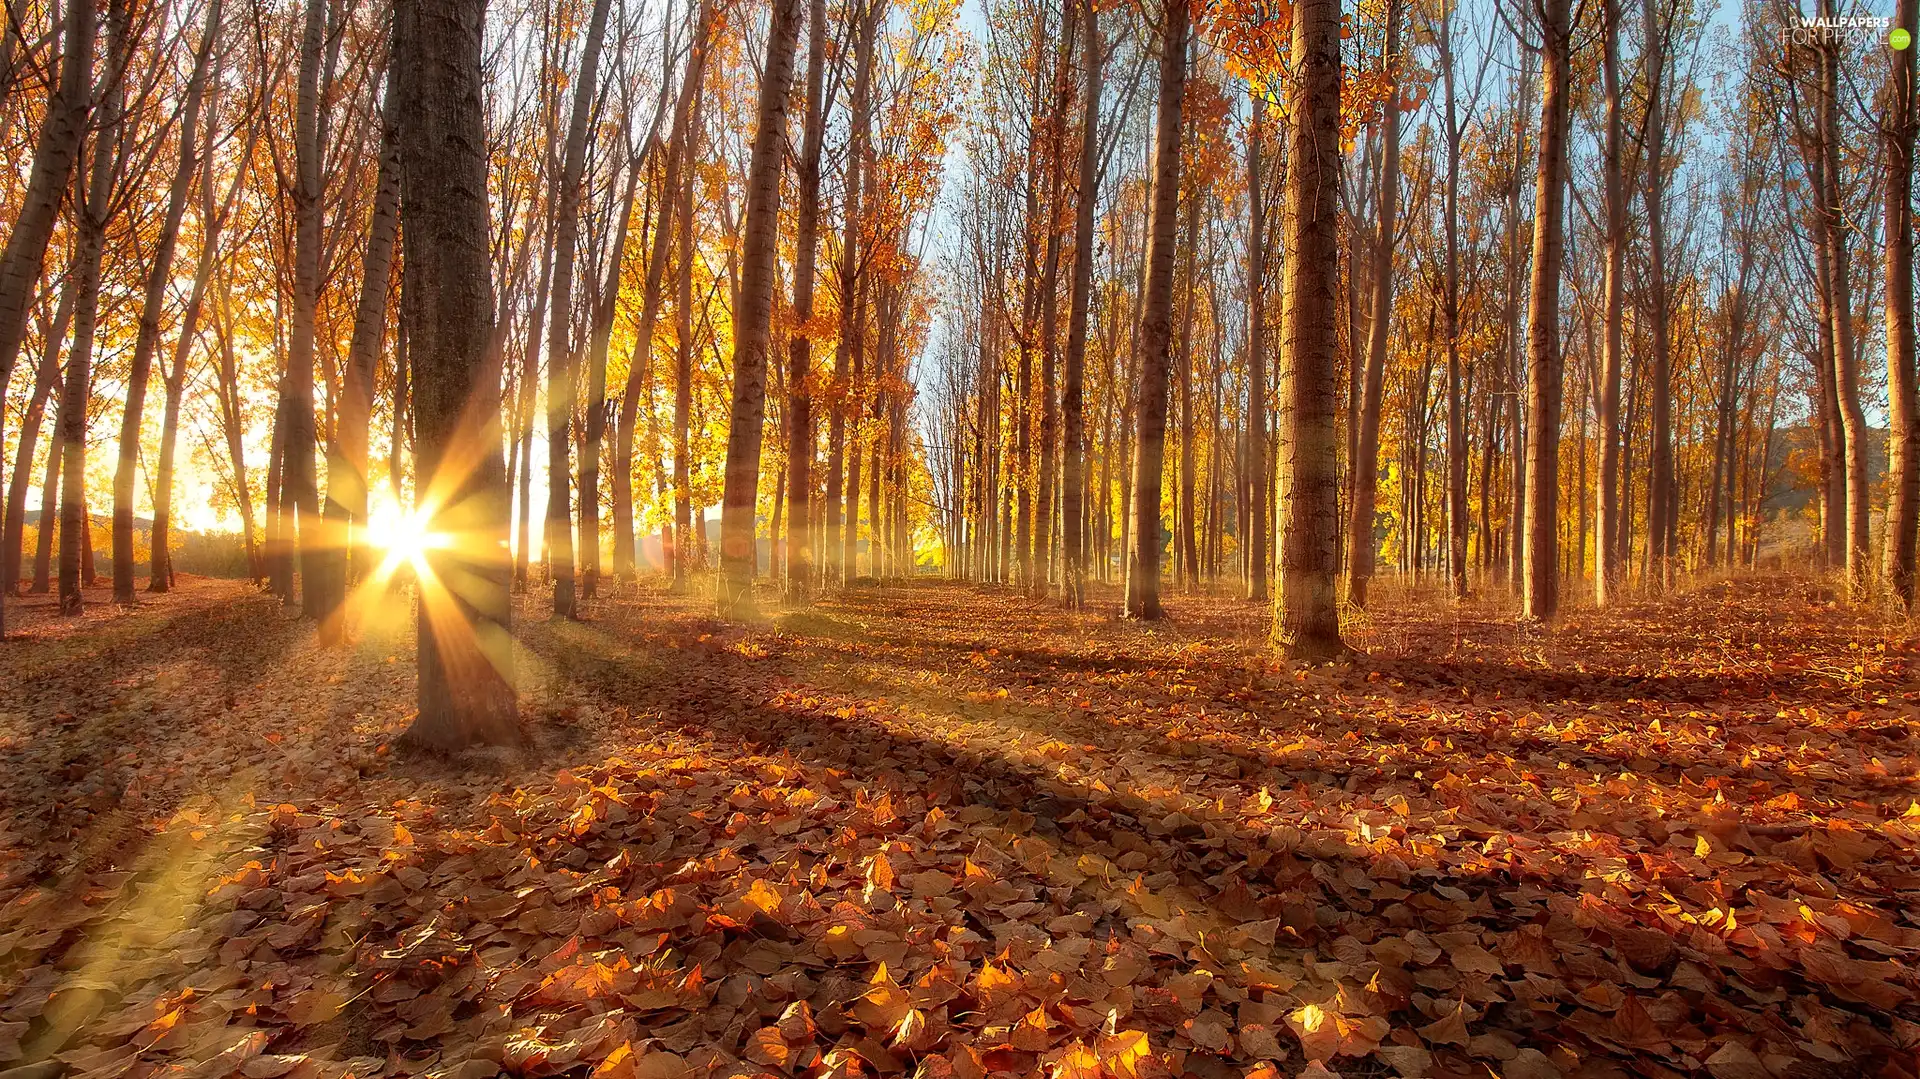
[[921, 0, 1918, 630]]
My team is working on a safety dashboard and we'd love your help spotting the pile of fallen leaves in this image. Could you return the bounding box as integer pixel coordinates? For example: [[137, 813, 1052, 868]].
[[0, 574, 1915, 1079]]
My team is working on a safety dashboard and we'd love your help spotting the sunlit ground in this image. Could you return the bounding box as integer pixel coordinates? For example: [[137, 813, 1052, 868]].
[[0, 571, 1914, 1076]]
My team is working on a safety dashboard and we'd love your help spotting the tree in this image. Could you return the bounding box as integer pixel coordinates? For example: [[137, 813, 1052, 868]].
[[115, 0, 222, 605], [333, 64, 401, 603], [543, 0, 615, 619], [1061, 0, 1100, 609], [716, 0, 805, 614], [1594, 0, 1627, 606], [286, 0, 325, 622], [2, 0, 96, 630], [1886, 0, 1918, 607], [1272, 0, 1345, 658], [1522, 0, 1572, 621], [784, 0, 829, 603], [1344, 0, 1401, 609], [612, 0, 717, 582], [392, 0, 520, 751], [0, 0, 94, 408], [1124, 0, 1189, 622], [56, 0, 134, 616], [1245, 90, 1269, 603]]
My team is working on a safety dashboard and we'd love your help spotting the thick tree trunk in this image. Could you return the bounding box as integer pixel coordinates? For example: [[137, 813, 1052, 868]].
[[716, 0, 803, 613], [0, 0, 93, 395], [1123, 0, 1188, 621], [1273, 0, 1345, 658], [1344, 0, 1400, 609], [1887, 0, 1918, 607], [393, 0, 520, 751], [543, 0, 614, 619], [1522, 0, 1572, 621], [56, 0, 130, 616]]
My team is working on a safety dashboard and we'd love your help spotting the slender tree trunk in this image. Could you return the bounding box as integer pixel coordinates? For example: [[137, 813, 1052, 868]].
[[544, 0, 615, 618], [1595, 0, 1626, 605], [716, 0, 803, 612], [1441, 4, 1467, 600], [1815, 0, 1870, 597], [33, 424, 62, 595], [1246, 94, 1270, 602], [287, 0, 326, 620], [1345, 0, 1400, 609], [1062, 0, 1099, 608], [785, 0, 827, 602], [393, 0, 520, 750], [582, 159, 642, 599], [1642, 0, 1675, 592], [113, 0, 219, 604], [1886, 0, 1919, 607], [5, 285, 70, 596], [672, 96, 704, 591], [334, 59, 399, 602], [1523, 0, 1572, 621], [1124, 0, 1187, 620]]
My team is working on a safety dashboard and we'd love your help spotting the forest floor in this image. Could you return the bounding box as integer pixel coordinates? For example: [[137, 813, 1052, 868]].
[[0, 573, 1917, 1079]]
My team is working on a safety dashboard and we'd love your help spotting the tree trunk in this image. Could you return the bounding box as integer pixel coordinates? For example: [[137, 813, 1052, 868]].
[[393, 0, 520, 751], [1273, 0, 1345, 658], [112, 0, 220, 604], [0, 0, 93, 395], [1887, 0, 1919, 607], [1816, 0, 1870, 597], [1522, 0, 1572, 621], [544, 0, 614, 619], [324, 49, 398, 610], [582, 157, 643, 600], [1061, 0, 1099, 608], [716, 0, 803, 613], [1244, 97, 1270, 600], [1345, 0, 1400, 609], [56, 0, 131, 616], [1123, 0, 1187, 621], [672, 93, 705, 591], [785, 0, 828, 602], [1440, 1, 1467, 600], [4, 284, 70, 597], [1595, 0, 1626, 605], [287, 0, 325, 621], [1642, 0, 1675, 592]]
